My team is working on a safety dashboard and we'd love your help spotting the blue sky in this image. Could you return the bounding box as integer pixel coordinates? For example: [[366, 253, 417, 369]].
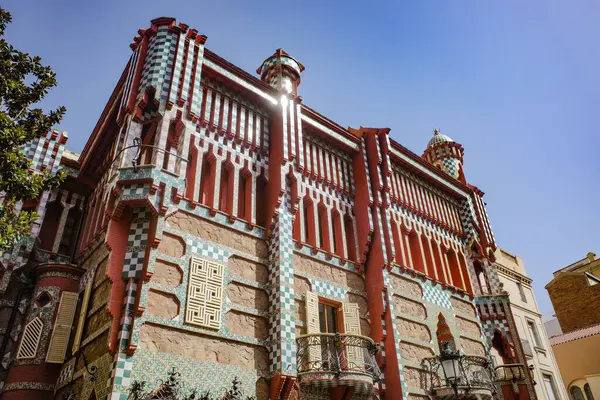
[[4, 1, 599, 315]]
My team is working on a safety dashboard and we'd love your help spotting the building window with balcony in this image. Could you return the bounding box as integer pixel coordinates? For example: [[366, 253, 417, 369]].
[[297, 292, 380, 390], [318, 301, 340, 333], [543, 374, 559, 400], [527, 320, 543, 349]]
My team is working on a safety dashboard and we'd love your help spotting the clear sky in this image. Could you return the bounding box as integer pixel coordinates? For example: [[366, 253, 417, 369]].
[[4, 1, 599, 315]]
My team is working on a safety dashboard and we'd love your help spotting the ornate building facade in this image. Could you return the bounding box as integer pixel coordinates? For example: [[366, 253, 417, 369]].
[[0, 17, 537, 400], [493, 248, 567, 400]]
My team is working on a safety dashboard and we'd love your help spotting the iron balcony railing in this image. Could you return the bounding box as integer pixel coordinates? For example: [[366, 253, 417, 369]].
[[422, 355, 496, 395], [296, 333, 381, 383]]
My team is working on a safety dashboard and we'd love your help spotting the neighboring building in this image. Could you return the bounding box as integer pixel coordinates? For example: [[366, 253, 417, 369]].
[[545, 252, 600, 400], [494, 248, 567, 400], [0, 17, 537, 400]]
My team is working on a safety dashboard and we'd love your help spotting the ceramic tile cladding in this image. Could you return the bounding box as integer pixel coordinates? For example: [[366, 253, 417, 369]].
[[1, 17, 530, 400]]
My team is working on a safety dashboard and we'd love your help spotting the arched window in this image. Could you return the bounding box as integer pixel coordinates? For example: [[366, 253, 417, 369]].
[[237, 172, 249, 220], [218, 162, 230, 213], [255, 174, 268, 227], [38, 200, 62, 251], [584, 384, 594, 400], [571, 386, 585, 400], [408, 233, 425, 274], [331, 211, 343, 257], [473, 261, 490, 295], [198, 156, 213, 206], [344, 214, 356, 262], [302, 197, 315, 246]]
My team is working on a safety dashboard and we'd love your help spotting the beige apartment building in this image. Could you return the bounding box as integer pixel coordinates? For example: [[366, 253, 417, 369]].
[[494, 248, 567, 400], [545, 252, 600, 400]]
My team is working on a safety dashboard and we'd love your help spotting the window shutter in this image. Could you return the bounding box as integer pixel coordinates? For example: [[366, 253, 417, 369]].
[[343, 302, 363, 367], [305, 291, 321, 363], [185, 257, 225, 330], [17, 317, 44, 359], [46, 291, 78, 363], [72, 280, 92, 353]]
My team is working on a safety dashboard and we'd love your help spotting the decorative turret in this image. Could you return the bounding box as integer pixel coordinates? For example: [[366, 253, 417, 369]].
[[257, 49, 305, 97], [422, 129, 466, 183]]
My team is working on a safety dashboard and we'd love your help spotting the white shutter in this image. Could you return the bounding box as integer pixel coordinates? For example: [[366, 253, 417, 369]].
[[17, 317, 44, 359], [343, 302, 362, 367], [46, 291, 78, 363], [305, 291, 321, 364]]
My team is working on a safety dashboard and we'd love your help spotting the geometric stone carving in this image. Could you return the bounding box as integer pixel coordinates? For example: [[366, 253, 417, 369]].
[[185, 257, 225, 330]]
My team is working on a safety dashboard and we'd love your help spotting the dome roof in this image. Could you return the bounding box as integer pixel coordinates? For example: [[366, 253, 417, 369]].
[[427, 129, 454, 148]]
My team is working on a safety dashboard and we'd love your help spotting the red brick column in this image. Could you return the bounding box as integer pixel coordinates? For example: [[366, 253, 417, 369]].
[[3, 263, 83, 400]]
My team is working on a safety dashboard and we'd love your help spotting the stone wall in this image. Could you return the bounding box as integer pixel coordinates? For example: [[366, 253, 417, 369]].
[[389, 273, 423, 298], [548, 273, 600, 334], [293, 254, 364, 292], [396, 318, 431, 342], [450, 296, 476, 317], [151, 260, 183, 287], [146, 290, 180, 319], [227, 282, 269, 311], [167, 212, 268, 258], [393, 295, 427, 320], [139, 324, 269, 371], [157, 233, 186, 258], [226, 311, 268, 339], [403, 366, 428, 390], [459, 336, 486, 357], [229, 257, 268, 284], [399, 342, 434, 362], [456, 316, 481, 337]]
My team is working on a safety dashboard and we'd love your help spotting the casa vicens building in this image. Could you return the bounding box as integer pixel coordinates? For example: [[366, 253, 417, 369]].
[[0, 17, 538, 400]]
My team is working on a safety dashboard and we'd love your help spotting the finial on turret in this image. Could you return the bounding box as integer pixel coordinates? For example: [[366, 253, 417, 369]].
[[257, 49, 305, 97]]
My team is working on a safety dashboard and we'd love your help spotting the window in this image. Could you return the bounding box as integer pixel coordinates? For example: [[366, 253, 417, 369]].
[[318, 302, 339, 333], [518, 282, 528, 303], [571, 386, 585, 400], [527, 320, 542, 349], [584, 383, 594, 400], [543, 374, 559, 400]]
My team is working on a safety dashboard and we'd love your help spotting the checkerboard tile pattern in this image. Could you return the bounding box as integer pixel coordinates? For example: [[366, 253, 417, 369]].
[[123, 209, 150, 279], [267, 191, 297, 375], [137, 26, 176, 113], [422, 280, 452, 309], [109, 207, 150, 399], [310, 279, 348, 301]]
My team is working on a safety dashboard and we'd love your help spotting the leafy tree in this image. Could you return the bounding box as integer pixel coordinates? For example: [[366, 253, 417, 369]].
[[0, 7, 65, 250]]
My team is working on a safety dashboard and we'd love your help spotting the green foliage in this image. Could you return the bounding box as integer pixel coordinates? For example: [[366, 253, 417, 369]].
[[0, 7, 65, 249], [128, 367, 257, 400]]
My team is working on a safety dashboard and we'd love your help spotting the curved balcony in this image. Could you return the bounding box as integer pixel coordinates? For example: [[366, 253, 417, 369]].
[[296, 333, 381, 393], [422, 355, 496, 399], [494, 363, 527, 381]]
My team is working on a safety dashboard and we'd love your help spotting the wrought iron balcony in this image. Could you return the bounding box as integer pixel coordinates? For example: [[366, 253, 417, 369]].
[[296, 333, 381, 391], [422, 355, 496, 399]]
